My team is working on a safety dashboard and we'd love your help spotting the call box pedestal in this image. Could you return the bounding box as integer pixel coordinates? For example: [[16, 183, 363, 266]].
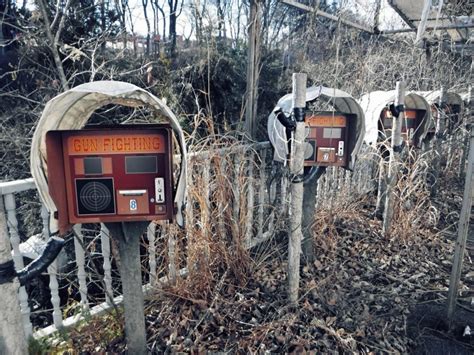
[[105, 221, 149, 355]]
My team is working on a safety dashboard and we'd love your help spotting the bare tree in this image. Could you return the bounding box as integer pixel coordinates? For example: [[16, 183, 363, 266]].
[[168, 0, 184, 58], [153, 0, 166, 49], [114, 0, 129, 50], [142, 0, 151, 56], [36, 0, 70, 91]]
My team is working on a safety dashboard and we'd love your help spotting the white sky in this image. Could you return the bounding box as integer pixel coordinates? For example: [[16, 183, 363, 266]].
[[18, 0, 409, 38], [130, 0, 409, 37], [127, 1, 193, 37]]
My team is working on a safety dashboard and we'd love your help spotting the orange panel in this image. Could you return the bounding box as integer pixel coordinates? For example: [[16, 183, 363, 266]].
[[306, 115, 346, 127], [116, 190, 150, 215], [317, 148, 336, 163], [102, 157, 112, 174], [74, 158, 85, 175], [67, 134, 166, 155], [405, 110, 417, 119]]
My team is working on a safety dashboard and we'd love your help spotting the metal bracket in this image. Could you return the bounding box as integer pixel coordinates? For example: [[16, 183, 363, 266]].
[[0, 260, 16, 285], [293, 107, 306, 122], [275, 108, 296, 131], [290, 173, 306, 183], [390, 104, 405, 118]]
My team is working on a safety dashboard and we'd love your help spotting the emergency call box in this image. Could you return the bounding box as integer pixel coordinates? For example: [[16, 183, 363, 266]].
[[426, 104, 462, 139], [46, 125, 174, 230], [379, 108, 426, 146], [445, 104, 462, 133], [303, 112, 352, 168]]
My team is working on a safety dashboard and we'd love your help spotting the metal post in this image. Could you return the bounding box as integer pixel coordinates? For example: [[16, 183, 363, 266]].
[[0, 197, 28, 355], [288, 73, 306, 304]]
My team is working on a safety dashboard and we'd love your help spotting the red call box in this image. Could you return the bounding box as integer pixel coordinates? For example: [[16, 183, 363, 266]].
[[304, 113, 350, 168], [380, 108, 425, 146], [46, 125, 174, 232]]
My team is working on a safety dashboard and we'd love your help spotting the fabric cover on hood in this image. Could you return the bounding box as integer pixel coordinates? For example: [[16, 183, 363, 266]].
[[359, 90, 431, 147]]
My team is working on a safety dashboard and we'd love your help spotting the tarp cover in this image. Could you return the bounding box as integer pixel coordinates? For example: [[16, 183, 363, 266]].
[[267, 85, 366, 170], [30, 81, 188, 233], [359, 90, 431, 147], [417, 90, 464, 107], [459, 91, 472, 105]]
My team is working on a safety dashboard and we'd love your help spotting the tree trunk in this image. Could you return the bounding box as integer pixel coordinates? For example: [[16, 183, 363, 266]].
[[169, 5, 177, 58], [142, 0, 151, 56], [0, 6, 5, 56], [36, 0, 70, 91], [154, 0, 166, 42], [216, 0, 225, 39], [101, 0, 106, 51], [244, 0, 261, 140], [116, 0, 128, 50], [193, 0, 203, 45]]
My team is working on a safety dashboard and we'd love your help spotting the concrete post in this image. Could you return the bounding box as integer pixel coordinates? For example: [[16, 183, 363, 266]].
[[106, 222, 149, 355], [0, 197, 28, 355], [382, 81, 405, 235], [288, 73, 306, 304]]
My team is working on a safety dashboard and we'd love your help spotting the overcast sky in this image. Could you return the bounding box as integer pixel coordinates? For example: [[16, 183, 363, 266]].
[[18, 0, 408, 38]]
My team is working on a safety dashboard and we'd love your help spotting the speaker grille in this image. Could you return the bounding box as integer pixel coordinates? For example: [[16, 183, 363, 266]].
[[76, 178, 115, 215]]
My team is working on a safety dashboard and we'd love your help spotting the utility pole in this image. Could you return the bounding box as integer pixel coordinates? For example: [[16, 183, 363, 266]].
[[0, 197, 28, 355], [288, 73, 306, 304], [382, 81, 405, 235]]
